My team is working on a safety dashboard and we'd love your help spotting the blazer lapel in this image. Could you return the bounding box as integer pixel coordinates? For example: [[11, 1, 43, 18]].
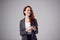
[[23, 18, 26, 30]]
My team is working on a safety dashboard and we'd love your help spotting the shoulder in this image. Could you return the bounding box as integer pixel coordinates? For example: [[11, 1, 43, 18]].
[[19, 18, 25, 24], [32, 18, 38, 26]]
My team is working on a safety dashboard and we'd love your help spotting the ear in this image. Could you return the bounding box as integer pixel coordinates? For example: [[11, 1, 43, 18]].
[[24, 11, 26, 14]]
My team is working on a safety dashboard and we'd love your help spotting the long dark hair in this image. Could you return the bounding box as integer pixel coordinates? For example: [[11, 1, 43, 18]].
[[23, 5, 35, 25]]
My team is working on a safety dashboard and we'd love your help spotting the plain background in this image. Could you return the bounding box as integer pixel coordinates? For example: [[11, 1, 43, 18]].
[[0, 0, 60, 40]]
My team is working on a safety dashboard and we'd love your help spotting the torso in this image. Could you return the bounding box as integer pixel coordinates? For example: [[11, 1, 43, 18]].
[[25, 18, 32, 34]]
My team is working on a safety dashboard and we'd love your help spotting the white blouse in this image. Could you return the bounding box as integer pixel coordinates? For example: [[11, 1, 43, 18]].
[[25, 22, 32, 33]]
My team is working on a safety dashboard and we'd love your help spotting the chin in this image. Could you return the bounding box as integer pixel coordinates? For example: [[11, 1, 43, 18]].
[[27, 14, 30, 16]]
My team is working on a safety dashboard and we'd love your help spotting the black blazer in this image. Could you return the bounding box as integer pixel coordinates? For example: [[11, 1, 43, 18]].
[[19, 18, 38, 40]]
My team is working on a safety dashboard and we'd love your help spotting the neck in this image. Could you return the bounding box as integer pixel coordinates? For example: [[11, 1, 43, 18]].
[[25, 16, 30, 22], [25, 16, 29, 19]]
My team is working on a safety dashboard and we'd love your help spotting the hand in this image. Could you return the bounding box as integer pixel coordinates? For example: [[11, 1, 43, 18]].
[[25, 27, 32, 32], [31, 26, 36, 31]]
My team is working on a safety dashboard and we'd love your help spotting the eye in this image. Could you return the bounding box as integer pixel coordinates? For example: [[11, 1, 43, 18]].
[[27, 10, 30, 11]]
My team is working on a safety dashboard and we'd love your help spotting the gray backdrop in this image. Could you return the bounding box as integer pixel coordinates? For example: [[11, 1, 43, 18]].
[[0, 0, 60, 40]]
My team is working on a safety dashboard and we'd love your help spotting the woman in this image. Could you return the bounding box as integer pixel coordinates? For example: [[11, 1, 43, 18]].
[[19, 5, 38, 40]]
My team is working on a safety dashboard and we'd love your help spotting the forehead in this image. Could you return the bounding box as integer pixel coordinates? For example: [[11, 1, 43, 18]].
[[26, 7, 30, 10]]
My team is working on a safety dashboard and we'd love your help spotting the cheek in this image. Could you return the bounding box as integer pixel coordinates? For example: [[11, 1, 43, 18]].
[[27, 11, 31, 14], [25, 11, 30, 14], [24, 11, 27, 14], [24, 10, 31, 16]]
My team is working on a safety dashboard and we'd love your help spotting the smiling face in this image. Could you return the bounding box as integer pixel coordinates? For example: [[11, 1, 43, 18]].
[[24, 7, 31, 17], [23, 6, 34, 24]]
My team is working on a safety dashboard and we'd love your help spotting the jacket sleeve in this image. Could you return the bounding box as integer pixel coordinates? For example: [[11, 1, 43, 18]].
[[34, 19, 38, 34], [19, 20, 27, 36]]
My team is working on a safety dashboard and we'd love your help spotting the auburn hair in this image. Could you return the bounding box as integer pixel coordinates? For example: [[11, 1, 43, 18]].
[[23, 5, 35, 25]]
